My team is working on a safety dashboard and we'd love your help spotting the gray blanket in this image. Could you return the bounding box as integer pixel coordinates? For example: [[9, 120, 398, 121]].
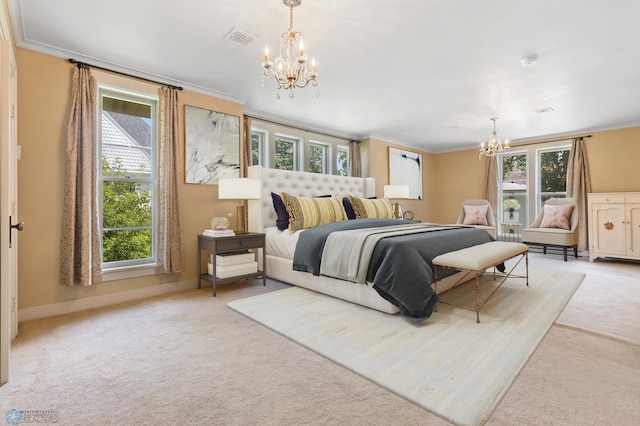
[[293, 219, 494, 322]]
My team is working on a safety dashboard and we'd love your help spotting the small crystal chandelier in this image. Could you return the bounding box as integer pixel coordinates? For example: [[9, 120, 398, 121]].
[[479, 117, 510, 159], [261, 0, 318, 99]]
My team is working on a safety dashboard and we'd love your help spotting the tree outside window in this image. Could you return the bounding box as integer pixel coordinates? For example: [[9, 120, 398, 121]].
[[275, 136, 296, 170], [309, 143, 326, 173], [539, 149, 570, 203]]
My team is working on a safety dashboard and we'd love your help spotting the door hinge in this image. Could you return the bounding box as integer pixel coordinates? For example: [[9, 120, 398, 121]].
[[11, 104, 16, 118], [12, 298, 17, 313]]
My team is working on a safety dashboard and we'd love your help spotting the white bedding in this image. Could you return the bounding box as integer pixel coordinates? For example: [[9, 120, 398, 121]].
[[264, 226, 301, 260]]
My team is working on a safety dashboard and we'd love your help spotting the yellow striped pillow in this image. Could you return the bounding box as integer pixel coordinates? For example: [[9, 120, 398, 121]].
[[280, 193, 347, 232], [348, 196, 394, 219]]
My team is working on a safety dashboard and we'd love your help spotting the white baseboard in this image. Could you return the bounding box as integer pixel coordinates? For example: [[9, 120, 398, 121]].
[[18, 279, 198, 322]]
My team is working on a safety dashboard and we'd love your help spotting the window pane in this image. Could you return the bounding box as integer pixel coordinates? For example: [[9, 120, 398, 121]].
[[102, 229, 152, 262], [336, 148, 348, 176], [102, 103, 152, 178], [251, 133, 261, 165], [539, 149, 569, 203], [309, 144, 325, 173], [501, 153, 528, 226], [275, 138, 295, 170], [102, 181, 152, 228]]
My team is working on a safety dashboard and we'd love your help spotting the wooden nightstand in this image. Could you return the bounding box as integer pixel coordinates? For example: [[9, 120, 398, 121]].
[[197, 232, 266, 296]]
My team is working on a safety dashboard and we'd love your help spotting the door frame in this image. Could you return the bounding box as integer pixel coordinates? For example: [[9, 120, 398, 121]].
[[0, 36, 17, 386]]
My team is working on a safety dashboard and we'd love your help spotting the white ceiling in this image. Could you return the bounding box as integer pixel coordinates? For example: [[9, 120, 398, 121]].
[[7, 0, 640, 153]]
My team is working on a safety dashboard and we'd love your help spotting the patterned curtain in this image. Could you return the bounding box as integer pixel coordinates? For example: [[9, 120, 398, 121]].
[[241, 116, 253, 228], [60, 64, 101, 286], [242, 116, 252, 177], [567, 137, 591, 251], [156, 87, 185, 273], [348, 140, 362, 177], [483, 155, 499, 226]]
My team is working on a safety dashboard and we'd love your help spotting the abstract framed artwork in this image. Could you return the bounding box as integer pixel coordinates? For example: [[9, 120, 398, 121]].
[[184, 105, 240, 184], [388, 147, 423, 199]]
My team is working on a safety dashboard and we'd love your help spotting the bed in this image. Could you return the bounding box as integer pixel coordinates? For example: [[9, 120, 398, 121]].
[[247, 165, 490, 321]]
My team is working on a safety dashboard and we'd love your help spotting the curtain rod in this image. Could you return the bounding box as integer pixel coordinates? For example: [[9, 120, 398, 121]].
[[244, 114, 357, 142], [68, 59, 183, 91], [511, 134, 592, 148]]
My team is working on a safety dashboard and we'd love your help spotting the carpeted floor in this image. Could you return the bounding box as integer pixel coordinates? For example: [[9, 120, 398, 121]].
[[228, 269, 584, 426], [1, 252, 639, 425]]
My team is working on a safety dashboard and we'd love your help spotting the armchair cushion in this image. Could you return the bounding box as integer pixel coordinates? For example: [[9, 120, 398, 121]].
[[462, 204, 489, 226], [539, 204, 574, 230]]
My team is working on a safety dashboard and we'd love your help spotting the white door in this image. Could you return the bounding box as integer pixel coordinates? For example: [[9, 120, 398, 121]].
[[0, 39, 19, 386]]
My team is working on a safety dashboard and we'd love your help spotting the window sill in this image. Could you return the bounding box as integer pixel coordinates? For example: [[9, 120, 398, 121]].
[[101, 264, 157, 282]]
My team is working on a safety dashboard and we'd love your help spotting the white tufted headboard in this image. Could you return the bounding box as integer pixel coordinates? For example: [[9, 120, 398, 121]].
[[247, 165, 376, 232]]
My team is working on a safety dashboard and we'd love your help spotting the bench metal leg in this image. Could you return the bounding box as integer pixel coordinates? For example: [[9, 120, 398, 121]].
[[475, 273, 481, 323]]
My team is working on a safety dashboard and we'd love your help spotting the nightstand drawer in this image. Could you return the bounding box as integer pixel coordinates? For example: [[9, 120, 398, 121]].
[[215, 234, 264, 252]]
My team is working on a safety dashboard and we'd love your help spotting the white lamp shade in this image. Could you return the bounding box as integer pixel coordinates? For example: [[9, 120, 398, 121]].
[[218, 178, 261, 200], [383, 184, 410, 199]]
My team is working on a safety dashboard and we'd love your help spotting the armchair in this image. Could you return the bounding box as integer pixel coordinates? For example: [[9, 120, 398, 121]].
[[521, 198, 579, 261], [455, 199, 497, 239]]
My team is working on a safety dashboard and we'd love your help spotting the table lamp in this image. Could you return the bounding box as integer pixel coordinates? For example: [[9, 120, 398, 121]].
[[218, 178, 261, 233], [383, 184, 410, 219]]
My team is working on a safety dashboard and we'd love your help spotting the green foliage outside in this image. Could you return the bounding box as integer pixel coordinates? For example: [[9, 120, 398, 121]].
[[102, 157, 152, 262], [539, 149, 569, 195], [309, 145, 324, 173], [275, 138, 294, 170], [502, 153, 527, 182], [251, 134, 260, 165]]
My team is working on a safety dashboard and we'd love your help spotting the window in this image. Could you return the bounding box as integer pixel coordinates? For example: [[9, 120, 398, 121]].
[[498, 143, 571, 235], [309, 142, 328, 173], [538, 147, 570, 206], [99, 89, 157, 269], [251, 131, 265, 166], [500, 152, 528, 226], [250, 119, 350, 175], [274, 134, 299, 170], [336, 145, 348, 176]]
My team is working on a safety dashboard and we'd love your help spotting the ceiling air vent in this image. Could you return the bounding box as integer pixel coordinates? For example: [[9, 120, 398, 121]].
[[224, 27, 255, 47], [533, 106, 554, 114]]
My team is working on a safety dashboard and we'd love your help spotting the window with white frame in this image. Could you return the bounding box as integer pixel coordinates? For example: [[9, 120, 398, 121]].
[[308, 141, 328, 173], [274, 134, 299, 170], [336, 145, 348, 176], [98, 88, 157, 269], [251, 130, 265, 166], [498, 143, 571, 233], [537, 146, 570, 207], [251, 119, 350, 175], [500, 151, 528, 226]]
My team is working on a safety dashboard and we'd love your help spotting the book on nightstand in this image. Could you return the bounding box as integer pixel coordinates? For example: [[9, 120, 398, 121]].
[[203, 229, 235, 237], [213, 261, 258, 279], [215, 251, 255, 266]]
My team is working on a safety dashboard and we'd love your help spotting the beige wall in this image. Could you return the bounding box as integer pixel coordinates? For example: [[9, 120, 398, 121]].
[[364, 137, 435, 222], [15, 47, 640, 311], [16, 48, 242, 309]]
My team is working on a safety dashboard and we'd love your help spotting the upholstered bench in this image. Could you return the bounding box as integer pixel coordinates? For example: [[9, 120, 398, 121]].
[[432, 241, 529, 323]]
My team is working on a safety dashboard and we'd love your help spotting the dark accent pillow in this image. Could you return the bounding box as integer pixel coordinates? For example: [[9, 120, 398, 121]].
[[271, 192, 289, 231], [272, 192, 332, 231], [343, 196, 377, 220], [343, 197, 356, 220]]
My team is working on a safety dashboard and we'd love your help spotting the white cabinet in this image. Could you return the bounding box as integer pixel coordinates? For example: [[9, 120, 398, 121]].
[[588, 192, 640, 262]]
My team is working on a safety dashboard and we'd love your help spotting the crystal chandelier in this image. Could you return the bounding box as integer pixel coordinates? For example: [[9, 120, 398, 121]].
[[479, 117, 510, 158], [261, 0, 318, 99]]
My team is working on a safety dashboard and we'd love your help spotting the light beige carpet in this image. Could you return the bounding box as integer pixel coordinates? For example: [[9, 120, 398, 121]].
[[228, 269, 585, 426]]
